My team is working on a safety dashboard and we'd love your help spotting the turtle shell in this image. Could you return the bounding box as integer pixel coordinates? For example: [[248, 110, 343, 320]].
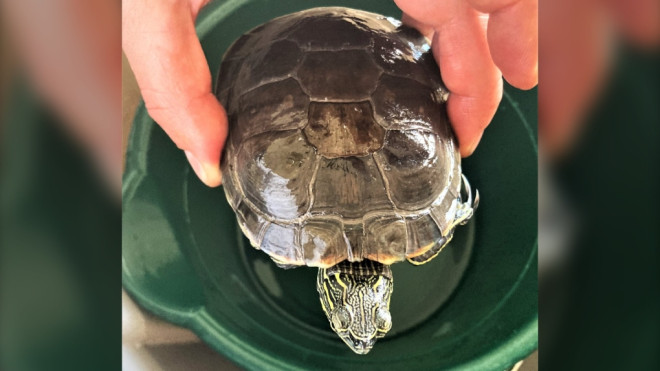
[[217, 7, 463, 268]]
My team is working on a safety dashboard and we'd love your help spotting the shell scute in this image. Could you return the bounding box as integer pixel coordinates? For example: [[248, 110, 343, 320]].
[[374, 130, 451, 211], [235, 130, 316, 220], [261, 223, 302, 265], [296, 50, 381, 101], [304, 101, 384, 158], [405, 213, 444, 257], [371, 74, 449, 133], [311, 156, 391, 219], [300, 219, 348, 266], [233, 39, 303, 94], [287, 13, 374, 50], [364, 215, 408, 264], [233, 78, 309, 147]]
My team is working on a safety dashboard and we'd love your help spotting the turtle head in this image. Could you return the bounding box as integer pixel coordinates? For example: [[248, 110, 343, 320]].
[[317, 260, 393, 355]]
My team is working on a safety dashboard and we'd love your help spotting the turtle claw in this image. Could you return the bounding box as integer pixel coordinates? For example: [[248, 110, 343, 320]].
[[462, 174, 472, 206], [473, 189, 480, 211], [456, 174, 478, 225], [461, 174, 480, 210]]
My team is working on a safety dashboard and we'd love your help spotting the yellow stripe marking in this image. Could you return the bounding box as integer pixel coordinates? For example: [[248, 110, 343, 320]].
[[372, 276, 383, 290], [323, 281, 334, 310], [335, 274, 348, 289]]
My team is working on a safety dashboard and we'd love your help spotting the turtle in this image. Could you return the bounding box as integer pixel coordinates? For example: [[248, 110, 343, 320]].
[[216, 7, 479, 355]]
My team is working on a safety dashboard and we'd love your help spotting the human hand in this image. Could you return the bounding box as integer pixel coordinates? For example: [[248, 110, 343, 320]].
[[123, 0, 226, 187], [394, 0, 538, 157]]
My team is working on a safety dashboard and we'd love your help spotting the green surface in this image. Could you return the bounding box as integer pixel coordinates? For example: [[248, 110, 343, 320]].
[[2, 81, 121, 370], [122, 1, 538, 370], [542, 48, 659, 370]]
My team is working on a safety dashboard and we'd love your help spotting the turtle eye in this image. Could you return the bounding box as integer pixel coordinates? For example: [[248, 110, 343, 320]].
[[375, 307, 392, 331], [331, 307, 351, 331]]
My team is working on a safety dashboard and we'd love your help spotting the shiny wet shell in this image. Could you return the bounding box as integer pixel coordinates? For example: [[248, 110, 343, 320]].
[[217, 7, 462, 268]]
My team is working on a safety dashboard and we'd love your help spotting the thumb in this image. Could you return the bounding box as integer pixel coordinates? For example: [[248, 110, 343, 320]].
[[123, 0, 226, 187]]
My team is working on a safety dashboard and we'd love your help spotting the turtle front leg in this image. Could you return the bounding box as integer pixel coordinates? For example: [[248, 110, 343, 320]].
[[454, 174, 480, 226]]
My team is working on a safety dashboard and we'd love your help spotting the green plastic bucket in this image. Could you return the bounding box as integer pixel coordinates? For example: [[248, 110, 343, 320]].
[[122, 1, 538, 369]]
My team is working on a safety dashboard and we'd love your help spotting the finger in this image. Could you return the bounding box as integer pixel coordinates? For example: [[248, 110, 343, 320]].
[[538, 0, 612, 158], [474, 0, 538, 89], [401, 12, 435, 40], [432, 2, 503, 156], [123, 0, 225, 187], [605, 0, 660, 47], [3, 0, 123, 195], [394, 0, 455, 27], [466, 0, 520, 13]]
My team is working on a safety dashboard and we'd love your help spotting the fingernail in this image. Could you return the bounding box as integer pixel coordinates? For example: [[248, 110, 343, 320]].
[[185, 150, 207, 181], [184, 151, 222, 187]]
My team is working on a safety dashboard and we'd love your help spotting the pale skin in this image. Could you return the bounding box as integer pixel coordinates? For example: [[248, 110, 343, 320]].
[[122, 0, 539, 187]]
